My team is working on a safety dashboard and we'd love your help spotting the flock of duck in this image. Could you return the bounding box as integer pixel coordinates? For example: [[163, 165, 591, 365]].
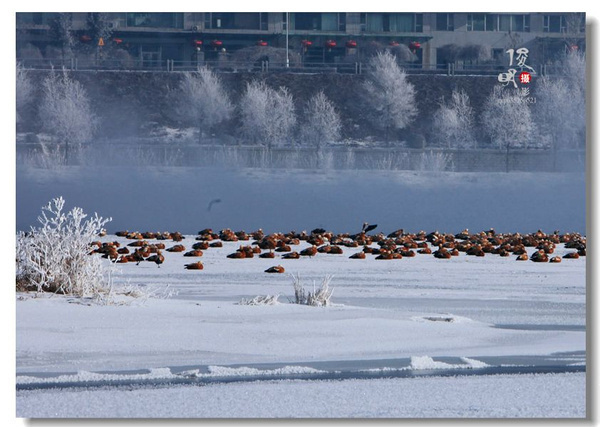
[[91, 223, 586, 273]]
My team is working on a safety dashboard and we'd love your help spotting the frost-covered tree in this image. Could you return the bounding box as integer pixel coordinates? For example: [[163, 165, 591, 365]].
[[363, 50, 417, 142], [178, 68, 233, 140], [239, 80, 296, 146], [16, 197, 111, 297], [481, 86, 535, 171], [49, 13, 75, 60], [39, 70, 97, 161], [301, 91, 342, 147], [536, 51, 585, 168], [432, 89, 476, 149], [16, 62, 34, 125]]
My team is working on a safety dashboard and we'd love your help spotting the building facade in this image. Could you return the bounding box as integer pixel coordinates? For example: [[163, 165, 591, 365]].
[[16, 12, 585, 69]]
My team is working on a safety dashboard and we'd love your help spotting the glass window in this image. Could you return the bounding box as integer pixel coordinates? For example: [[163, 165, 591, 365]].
[[260, 13, 268, 31], [360, 13, 366, 32], [436, 13, 454, 31], [126, 13, 183, 29], [512, 15, 524, 32], [499, 15, 510, 31], [321, 13, 338, 31], [544, 15, 563, 32], [295, 13, 321, 30], [339, 13, 346, 31], [394, 14, 414, 32], [367, 13, 384, 32], [210, 13, 260, 30], [467, 14, 485, 31], [415, 13, 423, 32], [486, 14, 498, 31]]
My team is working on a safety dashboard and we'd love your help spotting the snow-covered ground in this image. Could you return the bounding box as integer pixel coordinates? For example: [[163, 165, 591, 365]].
[[15, 167, 587, 418], [17, 372, 586, 418], [16, 232, 586, 418]]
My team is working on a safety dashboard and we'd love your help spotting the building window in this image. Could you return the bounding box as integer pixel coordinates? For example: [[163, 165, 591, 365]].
[[260, 13, 268, 31], [469, 13, 530, 32], [206, 13, 261, 30], [293, 13, 344, 31], [487, 14, 500, 31], [17, 12, 60, 26], [126, 13, 183, 29], [360, 13, 366, 32], [544, 15, 566, 33], [436, 13, 454, 31], [339, 13, 346, 31], [365, 13, 422, 32], [466, 13, 485, 31], [282, 12, 287, 31]]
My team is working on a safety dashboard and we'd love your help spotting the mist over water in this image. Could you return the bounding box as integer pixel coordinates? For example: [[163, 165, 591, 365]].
[[16, 166, 585, 235]]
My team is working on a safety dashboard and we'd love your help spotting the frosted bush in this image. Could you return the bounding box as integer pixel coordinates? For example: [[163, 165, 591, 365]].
[[178, 69, 233, 140], [238, 295, 280, 306], [16, 63, 34, 125], [239, 80, 296, 146], [39, 69, 97, 148], [432, 90, 476, 149], [301, 91, 342, 147], [481, 86, 535, 150], [419, 150, 454, 172], [363, 51, 417, 140], [16, 197, 111, 297], [536, 51, 586, 151], [292, 274, 334, 307]]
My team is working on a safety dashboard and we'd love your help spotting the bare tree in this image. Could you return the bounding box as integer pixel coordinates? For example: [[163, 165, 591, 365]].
[[178, 68, 233, 141], [301, 91, 342, 148], [239, 80, 296, 147], [432, 89, 476, 149], [39, 69, 97, 162], [363, 50, 417, 142], [481, 86, 535, 171], [16, 62, 34, 125]]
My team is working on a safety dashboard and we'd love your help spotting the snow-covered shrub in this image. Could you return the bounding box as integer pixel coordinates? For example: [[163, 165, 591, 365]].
[[291, 274, 334, 307], [432, 89, 476, 149], [239, 80, 297, 146], [536, 51, 586, 151], [16, 197, 111, 297], [177, 68, 233, 140], [481, 86, 535, 150], [363, 50, 417, 141], [301, 91, 342, 148], [39, 69, 97, 150], [238, 295, 280, 306], [419, 150, 454, 172], [16, 62, 34, 125]]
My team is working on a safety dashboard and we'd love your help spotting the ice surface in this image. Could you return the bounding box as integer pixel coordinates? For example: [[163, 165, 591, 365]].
[[16, 372, 586, 418]]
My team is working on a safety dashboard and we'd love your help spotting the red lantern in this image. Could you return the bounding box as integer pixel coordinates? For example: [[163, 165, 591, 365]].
[[409, 41, 421, 50], [302, 40, 313, 47], [193, 40, 203, 47], [325, 40, 337, 49], [569, 44, 579, 51], [211, 40, 223, 48], [256, 40, 268, 46], [113, 38, 123, 45], [346, 40, 357, 48], [80, 35, 92, 42], [389, 41, 400, 47]]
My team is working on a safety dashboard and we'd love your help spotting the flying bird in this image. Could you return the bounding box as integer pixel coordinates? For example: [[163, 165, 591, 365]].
[[362, 222, 378, 233], [207, 198, 222, 212]]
